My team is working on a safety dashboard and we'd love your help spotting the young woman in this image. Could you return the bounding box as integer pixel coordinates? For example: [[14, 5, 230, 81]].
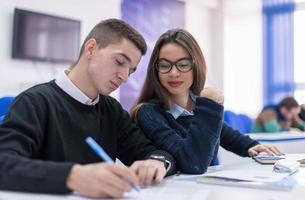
[[131, 29, 281, 174]]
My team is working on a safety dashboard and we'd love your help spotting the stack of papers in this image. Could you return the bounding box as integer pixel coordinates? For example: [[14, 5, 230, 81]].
[[273, 159, 300, 173], [197, 169, 296, 190], [200, 170, 288, 182]]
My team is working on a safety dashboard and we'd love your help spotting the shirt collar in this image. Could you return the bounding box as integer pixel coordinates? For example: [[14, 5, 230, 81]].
[[168, 91, 198, 119], [55, 69, 99, 106]]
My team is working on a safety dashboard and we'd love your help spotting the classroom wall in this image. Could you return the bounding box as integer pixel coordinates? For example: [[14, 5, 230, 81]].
[[0, 0, 263, 116], [223, 0, 263, 117], [0, 0, 121, 98], [185, 0, 224, 91], [186, 0, 264, 117], [0, 0, 222, 103]]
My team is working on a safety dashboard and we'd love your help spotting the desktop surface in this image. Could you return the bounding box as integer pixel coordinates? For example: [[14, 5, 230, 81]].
[[1, 154, 305, 200]]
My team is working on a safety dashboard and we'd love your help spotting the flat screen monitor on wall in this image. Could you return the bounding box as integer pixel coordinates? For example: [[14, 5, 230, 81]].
[[12, 8, 81, 63]]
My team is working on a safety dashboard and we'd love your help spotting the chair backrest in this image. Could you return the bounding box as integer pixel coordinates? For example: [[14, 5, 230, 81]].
[[237, 114, 253, 133], [224, 111, 239, 129], [224, 111, 253, 134], [0, 96, 14, 116]]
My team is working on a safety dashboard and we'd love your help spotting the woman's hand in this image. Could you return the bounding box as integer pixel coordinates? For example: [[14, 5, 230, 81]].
[[248, 144, 283, 157], [200, 87, 224, 105]]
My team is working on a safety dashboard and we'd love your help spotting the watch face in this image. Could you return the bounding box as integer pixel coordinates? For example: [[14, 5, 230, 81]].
[[151, 155, 165, 160], [149, 155, 170, 169], [149, 155, 166, 162]]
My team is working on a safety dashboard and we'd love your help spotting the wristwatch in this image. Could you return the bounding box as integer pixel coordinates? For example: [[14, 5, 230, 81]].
[[148, 155, 171, 172]]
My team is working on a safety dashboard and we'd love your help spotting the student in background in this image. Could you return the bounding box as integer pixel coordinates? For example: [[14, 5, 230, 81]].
[[0, 19, 176, 198], [130, 29, 281, 174], [299, 104, 305, 121], [252, 96, 305, 133]]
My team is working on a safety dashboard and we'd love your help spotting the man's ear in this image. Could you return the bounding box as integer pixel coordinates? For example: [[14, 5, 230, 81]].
[[84, 38, 97, 59], [280, 107, 288, 115]]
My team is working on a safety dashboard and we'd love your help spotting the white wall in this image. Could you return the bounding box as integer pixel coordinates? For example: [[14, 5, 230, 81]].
[[223, 0, 263, 117], [0, 0, 120, 98], [0, 0, 263, 116], [186, 0, 263, 117], [186, 0, 264, 117], [1, 0, 222, 102], [185, 0, 224, 91]]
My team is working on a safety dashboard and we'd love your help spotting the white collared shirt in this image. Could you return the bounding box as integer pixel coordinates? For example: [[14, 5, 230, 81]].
[[55, 70, 99, 106], [168, 92, 197, 119]]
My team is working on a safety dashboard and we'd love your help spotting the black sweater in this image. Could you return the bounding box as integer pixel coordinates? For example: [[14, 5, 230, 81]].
[[137, 98, 258, 174], [0, 81, 175, 194]]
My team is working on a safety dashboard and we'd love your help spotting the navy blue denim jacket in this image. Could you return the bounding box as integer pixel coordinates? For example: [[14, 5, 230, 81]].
[[136, 97, 258, 174]]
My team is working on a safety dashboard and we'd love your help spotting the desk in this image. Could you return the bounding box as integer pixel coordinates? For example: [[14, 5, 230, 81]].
[[249, 132, 305, 143], [1, 154, 305, 200], [187, 154, 305, 200], [219, 133, 305, 165]]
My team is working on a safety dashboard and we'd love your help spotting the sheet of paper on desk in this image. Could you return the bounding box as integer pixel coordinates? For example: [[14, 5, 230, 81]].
[[0, 182, 211, 200], [283, 154, 305, 161], [0, 191, 87, 200], [124, 180, 210, 200], [197, 174, 296, 191], [201, 170, 289, 182]]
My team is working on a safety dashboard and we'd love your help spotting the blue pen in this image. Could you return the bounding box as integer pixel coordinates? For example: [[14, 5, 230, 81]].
[[85, 137, 140, 192]]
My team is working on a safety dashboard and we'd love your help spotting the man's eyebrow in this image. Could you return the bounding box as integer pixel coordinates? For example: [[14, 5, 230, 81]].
[[117, 53, 131, 63]]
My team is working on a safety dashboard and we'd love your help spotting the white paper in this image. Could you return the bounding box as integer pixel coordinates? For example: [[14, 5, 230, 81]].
[[282, 153, 305, 161], [124, 180, 210, 200], [0, 180, 210, 200], [201, 169, 289, 182]]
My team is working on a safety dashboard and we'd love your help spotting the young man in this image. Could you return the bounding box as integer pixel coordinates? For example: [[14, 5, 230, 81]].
[[0, 19, 175, 198], [299, 104, 305, 121], [252, 96, 305, 133]]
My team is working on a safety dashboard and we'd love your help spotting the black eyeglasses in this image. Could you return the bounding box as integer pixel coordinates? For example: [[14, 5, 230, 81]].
[[156, 58, 194, 74]]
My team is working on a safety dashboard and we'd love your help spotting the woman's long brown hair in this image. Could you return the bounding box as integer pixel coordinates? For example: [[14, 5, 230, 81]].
[[130, 29, 207, 120]]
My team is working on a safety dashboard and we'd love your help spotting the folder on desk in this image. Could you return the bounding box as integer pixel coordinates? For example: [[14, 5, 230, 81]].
[[197, 170, 296, 190]]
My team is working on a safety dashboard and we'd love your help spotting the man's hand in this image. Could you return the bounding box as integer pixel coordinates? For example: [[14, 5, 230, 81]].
[[66, 163, 138, 198], [289, 127, 302, 133], [200, 87, 224, 105], [248, 144, 282, 157], [292, 114, 303, 125], [130, 159, 166, 187]]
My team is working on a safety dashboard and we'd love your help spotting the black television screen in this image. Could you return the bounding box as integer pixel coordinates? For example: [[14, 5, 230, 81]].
[[12, 8, 81, 63]]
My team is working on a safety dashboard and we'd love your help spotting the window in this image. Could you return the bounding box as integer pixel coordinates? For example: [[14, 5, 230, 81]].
[[294, 1, 305, 103]]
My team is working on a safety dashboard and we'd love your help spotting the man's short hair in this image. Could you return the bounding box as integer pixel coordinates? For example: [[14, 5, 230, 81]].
[[279, 96, 299, 110], [78, 18, 147, 57]]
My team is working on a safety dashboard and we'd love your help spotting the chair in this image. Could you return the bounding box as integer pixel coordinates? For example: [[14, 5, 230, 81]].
[[238, 114, 253, 133], [224, 111, 239, 129], [0, 96, 14, 116], [0, 115, 4, 124], [224, 111, 253, 134]]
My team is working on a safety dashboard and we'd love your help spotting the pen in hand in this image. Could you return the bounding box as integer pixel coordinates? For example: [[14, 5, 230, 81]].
[[85, 136, 140, 192]]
